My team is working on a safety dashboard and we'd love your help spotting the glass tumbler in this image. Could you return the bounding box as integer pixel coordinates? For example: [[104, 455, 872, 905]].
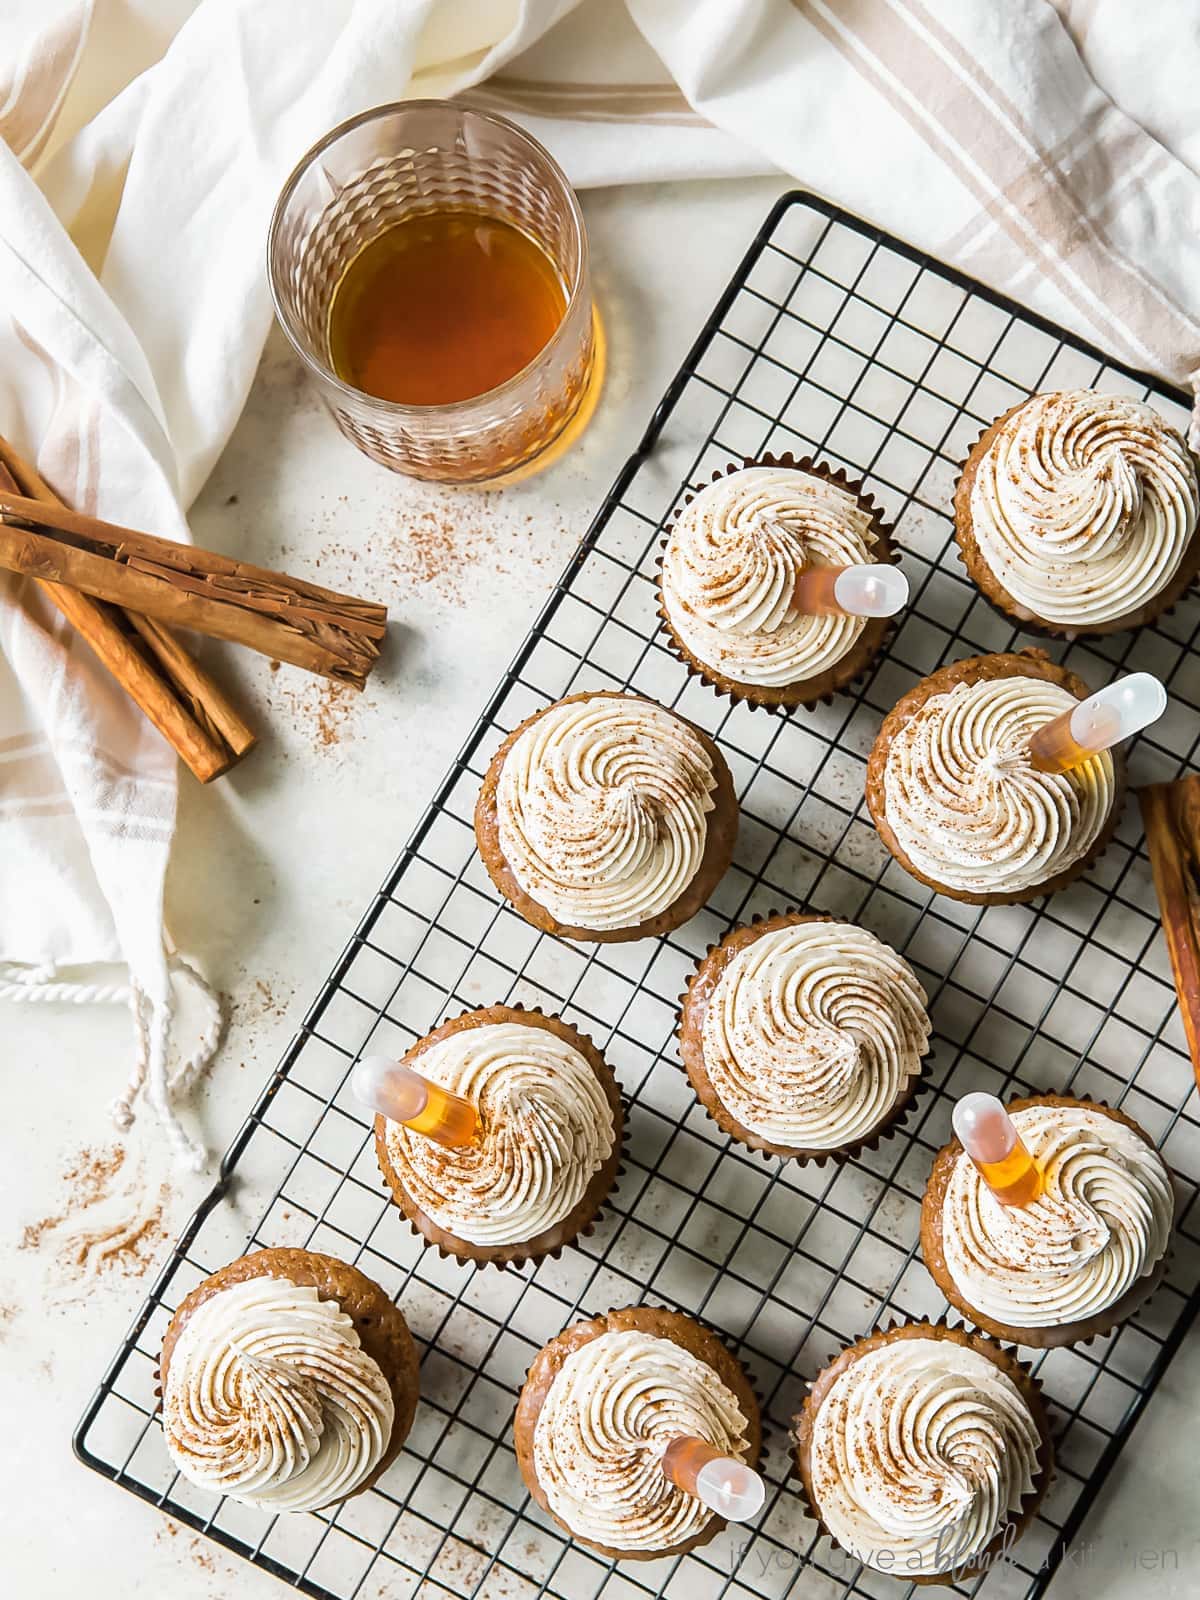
[[268, 100, 596, 484]]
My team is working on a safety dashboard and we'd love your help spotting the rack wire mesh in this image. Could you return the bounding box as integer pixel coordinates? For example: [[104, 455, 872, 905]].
[[76, 191, 1200, 1600]]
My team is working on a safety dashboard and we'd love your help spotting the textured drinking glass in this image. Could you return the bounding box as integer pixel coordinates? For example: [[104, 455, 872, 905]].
[[268, 101, 596, 483]]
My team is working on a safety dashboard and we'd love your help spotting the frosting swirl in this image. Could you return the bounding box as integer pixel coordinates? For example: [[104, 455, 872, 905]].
[[809, 1337, 1041, 1575], [162, 1276, 394, 1512], [533, 1328, 751, 1551], [662, 466, 879, 686], [383, 1021, 616, 1247], [968, 390, 1199, 628], [496, 695, 716, 930], [702, 921, 929, 1148], [881, 674, 1116, 896], [941, 1104, 1173, 1329]]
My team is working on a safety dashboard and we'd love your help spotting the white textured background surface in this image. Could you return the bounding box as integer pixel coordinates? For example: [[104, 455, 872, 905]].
[[3, 177, 1198, 1600]]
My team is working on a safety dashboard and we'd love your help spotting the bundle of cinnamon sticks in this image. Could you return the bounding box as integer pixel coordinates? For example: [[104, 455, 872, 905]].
[[0, 434, 387, 782]]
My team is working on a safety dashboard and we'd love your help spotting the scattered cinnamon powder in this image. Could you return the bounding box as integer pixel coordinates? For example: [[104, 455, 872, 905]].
[[19, 1143, 170, 1288], [154, 1520, 235, 1584], [384, 500, 561, 605], [268, 673, 364, 753]]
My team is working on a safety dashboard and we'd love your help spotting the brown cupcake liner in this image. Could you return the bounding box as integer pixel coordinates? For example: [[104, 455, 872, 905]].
[[675, 908, 934, 1165], [156, 1247, 420, 1505], [952, 404, 1200, 641], [513, 1302, 766, 1562], [864, 646, 1129, 907], [920, 1091, 1176, 1350], [789, 1315, 1055, 1587], [473, 688, 740, 944], [655, 452, 903, 713], [374, 1002, 629, 1272]]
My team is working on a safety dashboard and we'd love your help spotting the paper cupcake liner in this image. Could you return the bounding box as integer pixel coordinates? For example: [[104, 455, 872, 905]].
[[513, 1302, 767, 1562], [788, 1316, 1055, 1587], [374, 1002, 629, 1273], [655, 452, 903, 714], [674, 908, 934, 1166], [952, 407, 1200, 641], [920, 1091, 1175, 1350], [864, 647, 1129, 907]]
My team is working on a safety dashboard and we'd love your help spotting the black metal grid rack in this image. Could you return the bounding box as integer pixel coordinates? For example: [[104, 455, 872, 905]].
[[76, 192, 1200, 1600]]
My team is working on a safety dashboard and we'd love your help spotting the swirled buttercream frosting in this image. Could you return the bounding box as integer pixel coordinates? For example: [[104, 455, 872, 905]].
[[496, 695, 716, 930], [533, 1328, 751, 1551], [662, 467, 879, 686], [383, 1022, 615, 1247], [701, 922, 929, 1148], [941, 1103, 1173, 1329], [967, 390, 1199, 628], [881, 673, 1116, 895], [162, 1276, 394, 1512], [809, 1337, 1041, 1575]]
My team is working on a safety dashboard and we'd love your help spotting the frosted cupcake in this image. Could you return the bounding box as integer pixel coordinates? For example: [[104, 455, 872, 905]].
[[514, 1306, 762, 1560], [160, 1249, 419, 1514], [955, 389, 1200, 636], [659, 458, 902, 707], [866, 648, 1124, 904], [921, 1093, 1175, 1347], [475, 690, 738, 941], [372, 1005, 623, 1268], [678, 912, 930, 1160], [793, 1322, 1053, 1583]]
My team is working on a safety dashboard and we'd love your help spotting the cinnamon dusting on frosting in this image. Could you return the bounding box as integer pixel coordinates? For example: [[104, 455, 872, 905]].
[[532, 1328, 750, 1551], [161, 1275, 393, 1513], [809, 1336, 1040, 1574], [941, 1103, 1173, 1328], [662, 467, 878, 686], [882, 674, 1115, 895], [968, 390, 1198, 627], [701, 921, 928, 1149], [496, 695, 715, 930], [382, 1021, 615, 1247]]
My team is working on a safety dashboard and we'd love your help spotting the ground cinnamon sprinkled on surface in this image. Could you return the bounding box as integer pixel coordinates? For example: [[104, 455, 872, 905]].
[[19, 1143, 170, 1287], [267, 673, 364, 753]]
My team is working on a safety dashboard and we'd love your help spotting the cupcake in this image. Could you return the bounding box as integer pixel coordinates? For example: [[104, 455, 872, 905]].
[[678, 912, 930, 1160], [793, 1321, 1053, 1583], [475, 689, 738, 942], [866, 648, 1124, 904], [159, 1248, 419, 1514], [374, 1005, 623, 1268], [955, 389, 1200, 636], [514, 1305, 762, 1561], [659, 457, 900, 708], [921, 1093, 1175, 1348]]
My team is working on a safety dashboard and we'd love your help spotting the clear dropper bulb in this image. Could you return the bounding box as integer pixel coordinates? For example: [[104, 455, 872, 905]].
[[1029, 673, 1167, 775], [952, 1092, 1041, 1207], [792, 563, 909, 618], [660, 1436, 765, 1522], [352, 1055, 478, 1148]]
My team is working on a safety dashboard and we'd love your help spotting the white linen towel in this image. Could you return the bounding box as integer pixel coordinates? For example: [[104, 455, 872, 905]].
[[2, 0, 1199, 1166]]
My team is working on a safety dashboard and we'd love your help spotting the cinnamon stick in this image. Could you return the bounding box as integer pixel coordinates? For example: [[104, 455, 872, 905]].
[[0, 490, 387, 687], [0, 441, 255, 781], [1139, 775, 1200, 1092]]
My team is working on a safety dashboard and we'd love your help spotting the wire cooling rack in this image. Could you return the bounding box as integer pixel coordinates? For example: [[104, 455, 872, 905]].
[[76, 191, 1200, 1600]]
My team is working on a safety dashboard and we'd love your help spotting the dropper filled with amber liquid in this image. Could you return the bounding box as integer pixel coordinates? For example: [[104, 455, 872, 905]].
[[660, 1436, 764, 1522], [952, 1093, 1042, 1207], [1029, 673, 1166, 776], [353, 1055, 478, 1148]]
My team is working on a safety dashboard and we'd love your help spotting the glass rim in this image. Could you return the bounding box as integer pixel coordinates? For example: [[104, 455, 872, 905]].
[[266, 97, 590, 419]]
